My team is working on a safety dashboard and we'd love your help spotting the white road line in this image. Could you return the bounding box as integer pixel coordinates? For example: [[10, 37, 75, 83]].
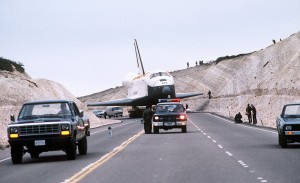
[[189, 116, 268, 183], [0, 157, 11, 163], [225, 151, 233, 156]]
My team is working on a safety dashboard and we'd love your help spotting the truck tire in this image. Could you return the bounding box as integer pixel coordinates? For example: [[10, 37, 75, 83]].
[[181, 126, 187, 133], [279, 133, 287, 148], [154, 127, 159, 134], [66, 138, 77, 160], [30, 150, 40, 159], [78, 136, 87, 155], [11, 145, 23, 164]]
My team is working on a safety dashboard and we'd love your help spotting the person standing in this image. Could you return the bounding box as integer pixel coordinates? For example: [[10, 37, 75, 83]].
[[104, 111, 107, 119], [251, 104, 257, 124], [246, 104, 252, 124], [143, 105, 154, 134], [208, 90, 212, 99]]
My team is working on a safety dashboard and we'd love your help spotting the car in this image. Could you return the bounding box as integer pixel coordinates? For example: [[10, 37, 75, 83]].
[[93, 109, 105, 118], [7, 100, 90, 164], [276, 103, 300, 148], [152, 99, 187, 134], [105, 106, 123, 118]]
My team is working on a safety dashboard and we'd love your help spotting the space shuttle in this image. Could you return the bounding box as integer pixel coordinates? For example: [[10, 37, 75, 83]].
[[87, 40, 202, 108]]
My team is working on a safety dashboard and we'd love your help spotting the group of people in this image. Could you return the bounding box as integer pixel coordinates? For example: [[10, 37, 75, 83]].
[[246, 104, 257, 124], [234, 104, 257, 124]]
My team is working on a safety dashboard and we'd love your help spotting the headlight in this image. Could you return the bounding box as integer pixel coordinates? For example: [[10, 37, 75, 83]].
[[61, 124, 70, 130], [10, 127, 18, 133], [285, 126, 292, 130], [154, 116, 160, 121]]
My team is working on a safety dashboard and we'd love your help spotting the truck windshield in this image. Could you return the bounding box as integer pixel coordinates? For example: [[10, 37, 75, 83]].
[[284, 105, 300, 118], [156, 104, 184, 113], [18, 102, 72, 120], [113, 107, 122, 111]]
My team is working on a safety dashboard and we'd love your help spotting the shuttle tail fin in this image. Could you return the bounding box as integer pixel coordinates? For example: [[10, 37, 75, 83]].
[[134, 39, 145, 75]]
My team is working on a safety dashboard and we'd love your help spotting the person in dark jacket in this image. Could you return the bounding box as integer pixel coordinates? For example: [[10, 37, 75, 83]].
[[246, 104, 252, 124], [251, 104, 257, 124], [143, 105, 154, 134], [234, 112, 243, 123]]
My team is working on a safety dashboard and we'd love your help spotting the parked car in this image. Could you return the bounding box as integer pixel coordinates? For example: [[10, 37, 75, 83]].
[[106, 106, 123, 118], [276, 103, 300, 148], [93, 110, 105, 118]]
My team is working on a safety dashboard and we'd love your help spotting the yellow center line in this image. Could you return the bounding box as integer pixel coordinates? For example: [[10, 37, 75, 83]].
[[63, 130, 144, 183]]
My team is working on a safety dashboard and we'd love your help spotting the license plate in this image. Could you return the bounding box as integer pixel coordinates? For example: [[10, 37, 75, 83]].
[[35, 140, 45, 146], [164, 122, 175, 126]]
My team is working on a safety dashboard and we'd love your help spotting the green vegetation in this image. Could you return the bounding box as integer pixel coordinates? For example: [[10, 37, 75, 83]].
[[0, 57, 25, 73]]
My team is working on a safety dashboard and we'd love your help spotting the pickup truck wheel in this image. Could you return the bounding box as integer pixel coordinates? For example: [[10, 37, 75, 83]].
[[181, 126, 187, 133], [66, 138, 77, 160], [11, 146, 23, 164], [78, 136, 87, 155], [154, 127, 159, 134], [279, 133, 287, 148], [30, 151, 40, 159]]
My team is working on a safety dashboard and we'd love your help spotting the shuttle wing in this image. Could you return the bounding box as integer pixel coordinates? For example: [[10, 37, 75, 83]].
[[176, 92, 203, 99], [87, 98, 134, 107]]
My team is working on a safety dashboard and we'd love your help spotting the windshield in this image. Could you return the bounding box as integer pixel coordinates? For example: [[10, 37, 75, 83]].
[[18, 102, 72, 120], [155, 104, 184, 113], [150, 72, 171, 79], [113, 107, 122, 111], [283, 104, 300, 118]]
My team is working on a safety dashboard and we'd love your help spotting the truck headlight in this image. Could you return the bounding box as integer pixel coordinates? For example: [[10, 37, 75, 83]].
[[10, 127, 18, 133], [9, 127, 19, 138], [285, 126, 292, 130], [61, 124, 70, 130], [154, 116, 160, 121], [61, 124, 70, 135]]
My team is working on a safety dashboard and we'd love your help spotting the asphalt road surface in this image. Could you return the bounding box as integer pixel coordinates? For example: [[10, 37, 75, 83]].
[[1, 113, 300, 183]]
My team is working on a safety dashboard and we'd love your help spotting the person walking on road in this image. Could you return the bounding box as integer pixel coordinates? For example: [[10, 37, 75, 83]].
[[143, 105, 154, 134], [246, 104, 252, 124], [251, 104, 257, 124]]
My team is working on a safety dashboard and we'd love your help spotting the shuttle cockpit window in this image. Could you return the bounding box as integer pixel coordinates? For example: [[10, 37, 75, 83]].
[[150, 72, 171, 79]]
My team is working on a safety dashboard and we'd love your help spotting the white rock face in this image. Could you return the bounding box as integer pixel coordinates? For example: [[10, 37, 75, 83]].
[[173, 31, 300, 127], [80, 31, 300, 129]]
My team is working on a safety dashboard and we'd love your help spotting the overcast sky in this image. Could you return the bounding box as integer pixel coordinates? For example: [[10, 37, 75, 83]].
[[1, 0, 299, 97]]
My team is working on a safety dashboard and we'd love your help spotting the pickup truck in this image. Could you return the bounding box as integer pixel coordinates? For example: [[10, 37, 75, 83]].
[[276, 103, 300, 148], [7, 100, 90, 164]]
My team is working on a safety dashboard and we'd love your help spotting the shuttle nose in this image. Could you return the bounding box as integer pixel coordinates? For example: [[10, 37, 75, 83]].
[[162, 86, 171, 95]]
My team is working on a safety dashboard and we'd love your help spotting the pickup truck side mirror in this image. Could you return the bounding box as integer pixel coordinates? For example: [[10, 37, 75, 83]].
[[10, 115, 15, 122], [79, 111, 84, 118]]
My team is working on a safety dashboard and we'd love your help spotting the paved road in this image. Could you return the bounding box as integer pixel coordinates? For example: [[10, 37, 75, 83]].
[[1, 113, 300, 183]]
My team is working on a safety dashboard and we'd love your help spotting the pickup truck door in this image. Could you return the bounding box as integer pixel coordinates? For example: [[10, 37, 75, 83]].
[[70, 103, 85, 139]]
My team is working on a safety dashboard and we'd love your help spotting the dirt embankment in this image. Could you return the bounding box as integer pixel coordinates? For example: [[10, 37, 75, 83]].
[[80, 31, 300, 128]]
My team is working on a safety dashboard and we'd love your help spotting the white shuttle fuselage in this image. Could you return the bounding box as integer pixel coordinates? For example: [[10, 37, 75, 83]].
[[122, 71, 175, 102]]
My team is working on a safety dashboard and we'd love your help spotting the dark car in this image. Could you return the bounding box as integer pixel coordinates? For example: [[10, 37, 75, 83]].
[[276, 103, 300, 148], [152, 99, 187, 134], [7, 100, 90, 164]]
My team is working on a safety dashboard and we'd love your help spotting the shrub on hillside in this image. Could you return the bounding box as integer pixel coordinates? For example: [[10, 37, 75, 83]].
[[215, 52, 253, 64], [0, 57, 25, 73]]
